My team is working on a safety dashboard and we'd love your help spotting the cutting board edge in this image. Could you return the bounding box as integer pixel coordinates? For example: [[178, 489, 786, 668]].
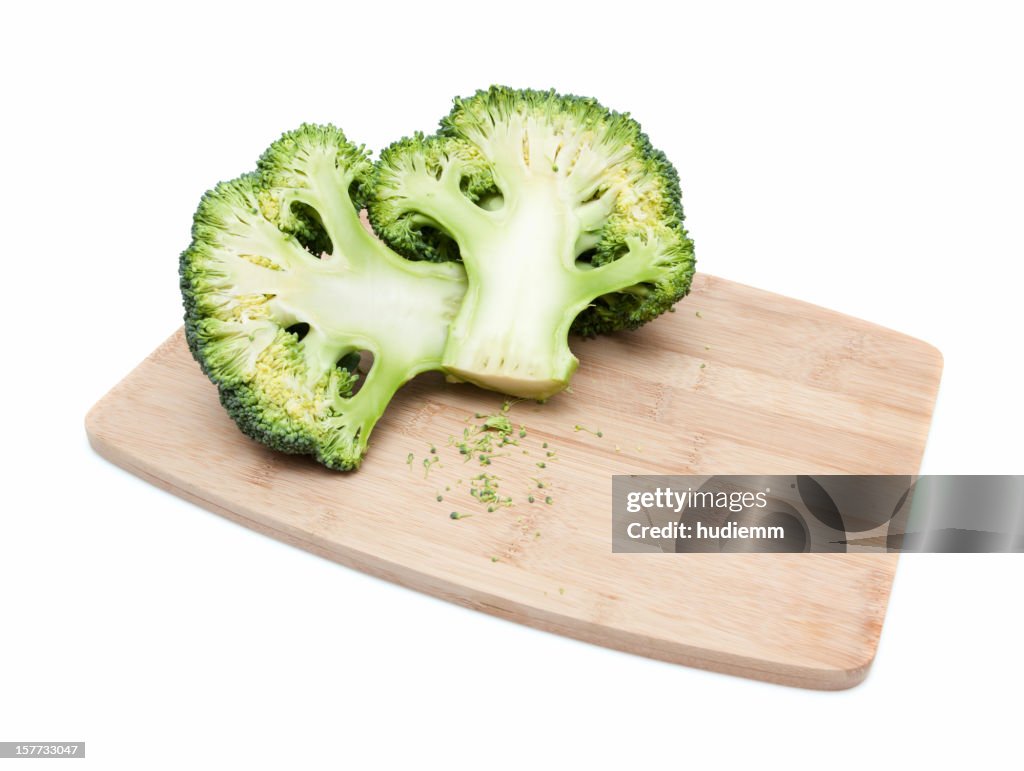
[[86, 412, 874, 691], [692, 274, 945, 369]]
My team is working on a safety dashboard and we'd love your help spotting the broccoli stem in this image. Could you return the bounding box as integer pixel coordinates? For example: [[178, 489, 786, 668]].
[[581, 235, 676, 298], [442, 181, 592, 399], [444, 273, 583, 398], [324, 355, 411, 453]]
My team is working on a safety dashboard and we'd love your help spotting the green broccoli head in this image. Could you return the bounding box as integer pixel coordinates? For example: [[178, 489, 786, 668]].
[[181, 125, 466, 470], [368, 86, 695, 399]]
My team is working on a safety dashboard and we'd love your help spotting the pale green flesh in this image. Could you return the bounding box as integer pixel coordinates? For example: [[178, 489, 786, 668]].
[[442, 177, 587, 399], [225, 250, 463, 380]]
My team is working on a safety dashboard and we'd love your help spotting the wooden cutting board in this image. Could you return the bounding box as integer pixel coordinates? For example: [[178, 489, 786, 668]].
[[85, 274, 942, 689]]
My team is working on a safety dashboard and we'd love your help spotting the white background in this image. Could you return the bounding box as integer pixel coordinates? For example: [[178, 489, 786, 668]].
[[2, 1, 1022, 768]]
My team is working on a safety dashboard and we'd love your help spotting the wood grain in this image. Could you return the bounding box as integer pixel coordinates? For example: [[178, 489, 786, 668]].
[[85, 274, 943, 689]]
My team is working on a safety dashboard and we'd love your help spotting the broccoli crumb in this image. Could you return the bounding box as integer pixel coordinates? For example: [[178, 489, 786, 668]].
[[423, 456, 439, 478], [573, 424, 603, 438], [536, 461, 546, 469], [436, 494, 443, 502], [696, 310, 703, 318], [482, 414, 513, 434], [528, 495, 535, 503], [450, 511, 471, 520], [558, 587, 565, 595], [406, 452, 414, 468]]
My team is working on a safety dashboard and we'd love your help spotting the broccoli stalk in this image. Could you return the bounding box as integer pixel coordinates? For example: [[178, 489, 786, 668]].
[[181, 126, 466, 470], [370, 87, 695, 400]]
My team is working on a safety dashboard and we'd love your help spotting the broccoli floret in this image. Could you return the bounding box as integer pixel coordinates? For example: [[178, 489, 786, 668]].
[[180, 125, 466, 470], [368, 86, 695, 400]]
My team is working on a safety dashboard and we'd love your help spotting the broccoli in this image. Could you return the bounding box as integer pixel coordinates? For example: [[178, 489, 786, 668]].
[[180, 125, 466, 470], [369, 86, 695, 400]]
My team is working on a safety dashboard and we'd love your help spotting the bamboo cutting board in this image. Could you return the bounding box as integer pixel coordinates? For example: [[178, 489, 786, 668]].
[[86, 274, 943, 689]]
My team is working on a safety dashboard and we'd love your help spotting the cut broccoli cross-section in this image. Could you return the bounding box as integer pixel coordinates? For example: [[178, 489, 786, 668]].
[[369, 86, 695, 400], [180, 125, 466, 470]]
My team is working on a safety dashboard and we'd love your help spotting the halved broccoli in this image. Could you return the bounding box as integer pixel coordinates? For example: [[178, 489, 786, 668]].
[[180, 125, 466, 470], [369, 86, 695, 400]]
